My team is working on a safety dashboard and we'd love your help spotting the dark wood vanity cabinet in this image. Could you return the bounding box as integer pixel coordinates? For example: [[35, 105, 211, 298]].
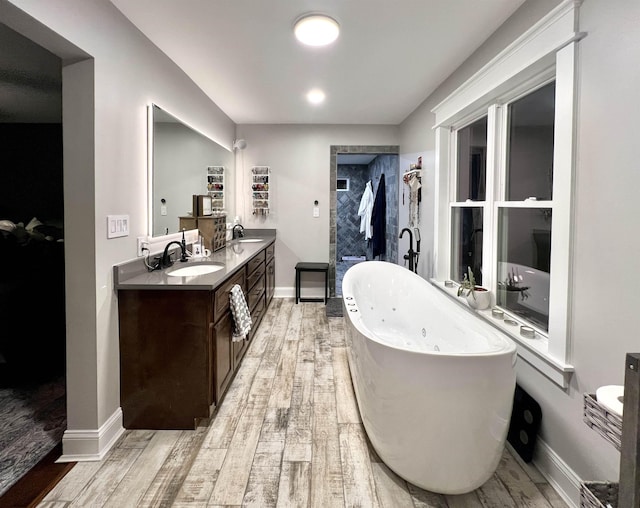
[[233, 248, 267, 366], [118, 240, 275, 430], [213, 268, 245, 401], [266, 243, 275, 305], [118, 289, 215, 430]]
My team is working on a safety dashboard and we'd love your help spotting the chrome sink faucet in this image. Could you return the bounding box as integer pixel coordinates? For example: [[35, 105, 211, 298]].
[[232, 224, 245, 239]]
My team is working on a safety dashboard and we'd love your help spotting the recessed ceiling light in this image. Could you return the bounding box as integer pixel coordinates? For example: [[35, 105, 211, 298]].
[[294, 14, 340, 47], [306, 89, 326, 105]]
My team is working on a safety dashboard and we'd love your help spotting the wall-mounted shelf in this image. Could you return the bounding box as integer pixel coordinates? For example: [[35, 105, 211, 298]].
[[251, 166, 270, 216], [581, 353, 640, 508], [207, 166, 225, 212]]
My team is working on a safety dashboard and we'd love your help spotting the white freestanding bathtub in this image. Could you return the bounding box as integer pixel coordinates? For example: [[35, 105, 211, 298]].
[[342, 261, 517, 495]]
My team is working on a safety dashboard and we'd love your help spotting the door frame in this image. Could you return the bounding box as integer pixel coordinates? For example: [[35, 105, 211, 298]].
[[329, 144, 399, 297]]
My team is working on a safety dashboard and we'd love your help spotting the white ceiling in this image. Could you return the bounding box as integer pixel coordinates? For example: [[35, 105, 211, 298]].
[[110, 0, 526, 125]]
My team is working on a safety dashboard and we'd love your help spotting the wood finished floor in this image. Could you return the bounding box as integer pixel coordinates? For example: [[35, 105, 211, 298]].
[[40, 299, 569, 507]]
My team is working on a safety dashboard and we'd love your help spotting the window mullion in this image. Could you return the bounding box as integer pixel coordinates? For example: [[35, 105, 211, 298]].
[[483, 104, 500, 294], [483, 104, 506, 294]]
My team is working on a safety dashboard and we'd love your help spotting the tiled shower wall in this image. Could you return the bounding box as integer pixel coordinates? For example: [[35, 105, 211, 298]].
[[368, 154, 398, 263], [336, 155, 398, 263], [336, 165, 369, 260]]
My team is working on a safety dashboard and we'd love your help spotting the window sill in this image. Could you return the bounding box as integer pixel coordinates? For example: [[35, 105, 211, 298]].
[[431, 279, 574, 389]]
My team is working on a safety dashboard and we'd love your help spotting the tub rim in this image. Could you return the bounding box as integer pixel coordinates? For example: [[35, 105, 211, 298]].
[[342, 261, 517, 359]]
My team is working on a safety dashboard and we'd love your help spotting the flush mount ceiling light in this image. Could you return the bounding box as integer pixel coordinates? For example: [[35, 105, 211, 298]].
[[294, 14, 340, 47], [306, 89, 326, 105]]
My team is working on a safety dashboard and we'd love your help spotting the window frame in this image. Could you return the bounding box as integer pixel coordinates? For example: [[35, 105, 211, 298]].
[[432, 0, 582, 388]]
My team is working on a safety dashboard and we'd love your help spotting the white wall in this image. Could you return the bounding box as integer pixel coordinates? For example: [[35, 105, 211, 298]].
[[400, 0, 640, 503], [234, 124, 398, 294], [2, 0, 236, 457]]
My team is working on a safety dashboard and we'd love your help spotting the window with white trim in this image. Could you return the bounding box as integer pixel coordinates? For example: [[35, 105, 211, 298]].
[[431, 0, 582, 387], [451, 82, 555, 332]]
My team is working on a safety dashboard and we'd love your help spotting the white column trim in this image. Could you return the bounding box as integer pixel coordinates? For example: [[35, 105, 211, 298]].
[[547, 41, 578, 362], [433, 127, 451, 280], [58, 408, 125, 462]]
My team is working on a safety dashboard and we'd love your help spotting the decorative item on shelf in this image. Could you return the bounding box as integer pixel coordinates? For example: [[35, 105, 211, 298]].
[[491, 308, 505, 319], [520, 325, 536, 338], [583, 392, 622, 451], [251, 166, 270, 216], [402, 163, 422, 227], [456, 266, 491, 310], [207, 166, 225, 212], [498, 267, 530, 306]]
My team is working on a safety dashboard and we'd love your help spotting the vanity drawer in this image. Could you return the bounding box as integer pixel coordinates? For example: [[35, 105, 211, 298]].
[[248, 274, 265, 311], [248, 295, 266, 340], [247, 261, 265, 289], [214, 269, 246, 323], [247, 252, 265, 276], [265, 243, 275, 262]]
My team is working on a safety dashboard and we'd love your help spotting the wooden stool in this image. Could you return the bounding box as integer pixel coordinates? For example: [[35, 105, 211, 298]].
[[295, 262, 329, 304]]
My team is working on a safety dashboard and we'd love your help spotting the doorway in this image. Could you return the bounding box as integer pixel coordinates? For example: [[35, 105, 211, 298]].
[[0, 20, 71, 499], [329, 145, 399, 297]]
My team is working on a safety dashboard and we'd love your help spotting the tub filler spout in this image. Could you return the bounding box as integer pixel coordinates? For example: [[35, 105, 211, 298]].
[[399, 228, 418, 273]]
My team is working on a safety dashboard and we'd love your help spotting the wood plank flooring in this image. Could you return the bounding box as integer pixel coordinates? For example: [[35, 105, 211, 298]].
[[40, 299, 569, 507]]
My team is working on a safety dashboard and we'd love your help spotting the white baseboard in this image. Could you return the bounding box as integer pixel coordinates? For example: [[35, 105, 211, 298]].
[[58, 407, 125, 462], [274, 286, 294, 298], [532, 437, 582, 508], [274, 287, 331, 299]]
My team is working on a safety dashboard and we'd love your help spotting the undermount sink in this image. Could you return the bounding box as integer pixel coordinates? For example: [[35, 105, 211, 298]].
[[167, 263, 224, 277], [237, 238, 264, 243]]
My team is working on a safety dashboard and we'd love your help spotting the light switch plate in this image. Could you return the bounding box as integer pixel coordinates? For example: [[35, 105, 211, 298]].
[[313, 207, 320, 218], [107, 214, 129, 238]]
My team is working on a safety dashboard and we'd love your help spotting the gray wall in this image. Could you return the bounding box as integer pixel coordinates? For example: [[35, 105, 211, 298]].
[[234, 124, 399, 296], [399, 0, 640, 502]]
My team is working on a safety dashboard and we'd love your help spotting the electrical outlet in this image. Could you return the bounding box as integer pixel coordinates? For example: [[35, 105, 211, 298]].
[[137, 237, 149, 257]]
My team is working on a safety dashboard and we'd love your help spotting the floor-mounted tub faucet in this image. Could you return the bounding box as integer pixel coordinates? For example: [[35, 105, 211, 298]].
[[400, 228, 417, 273]]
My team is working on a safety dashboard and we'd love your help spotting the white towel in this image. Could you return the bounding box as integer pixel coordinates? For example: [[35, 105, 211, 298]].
[[357, 181, 374, 240], [229, 284, 252, 341]]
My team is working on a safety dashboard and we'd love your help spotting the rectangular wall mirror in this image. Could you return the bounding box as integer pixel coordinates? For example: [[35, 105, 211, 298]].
[[149, 104, 234, 237]]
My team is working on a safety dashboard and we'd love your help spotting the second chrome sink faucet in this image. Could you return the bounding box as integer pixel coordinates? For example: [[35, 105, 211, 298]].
[[232, 224, 245, 239]]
